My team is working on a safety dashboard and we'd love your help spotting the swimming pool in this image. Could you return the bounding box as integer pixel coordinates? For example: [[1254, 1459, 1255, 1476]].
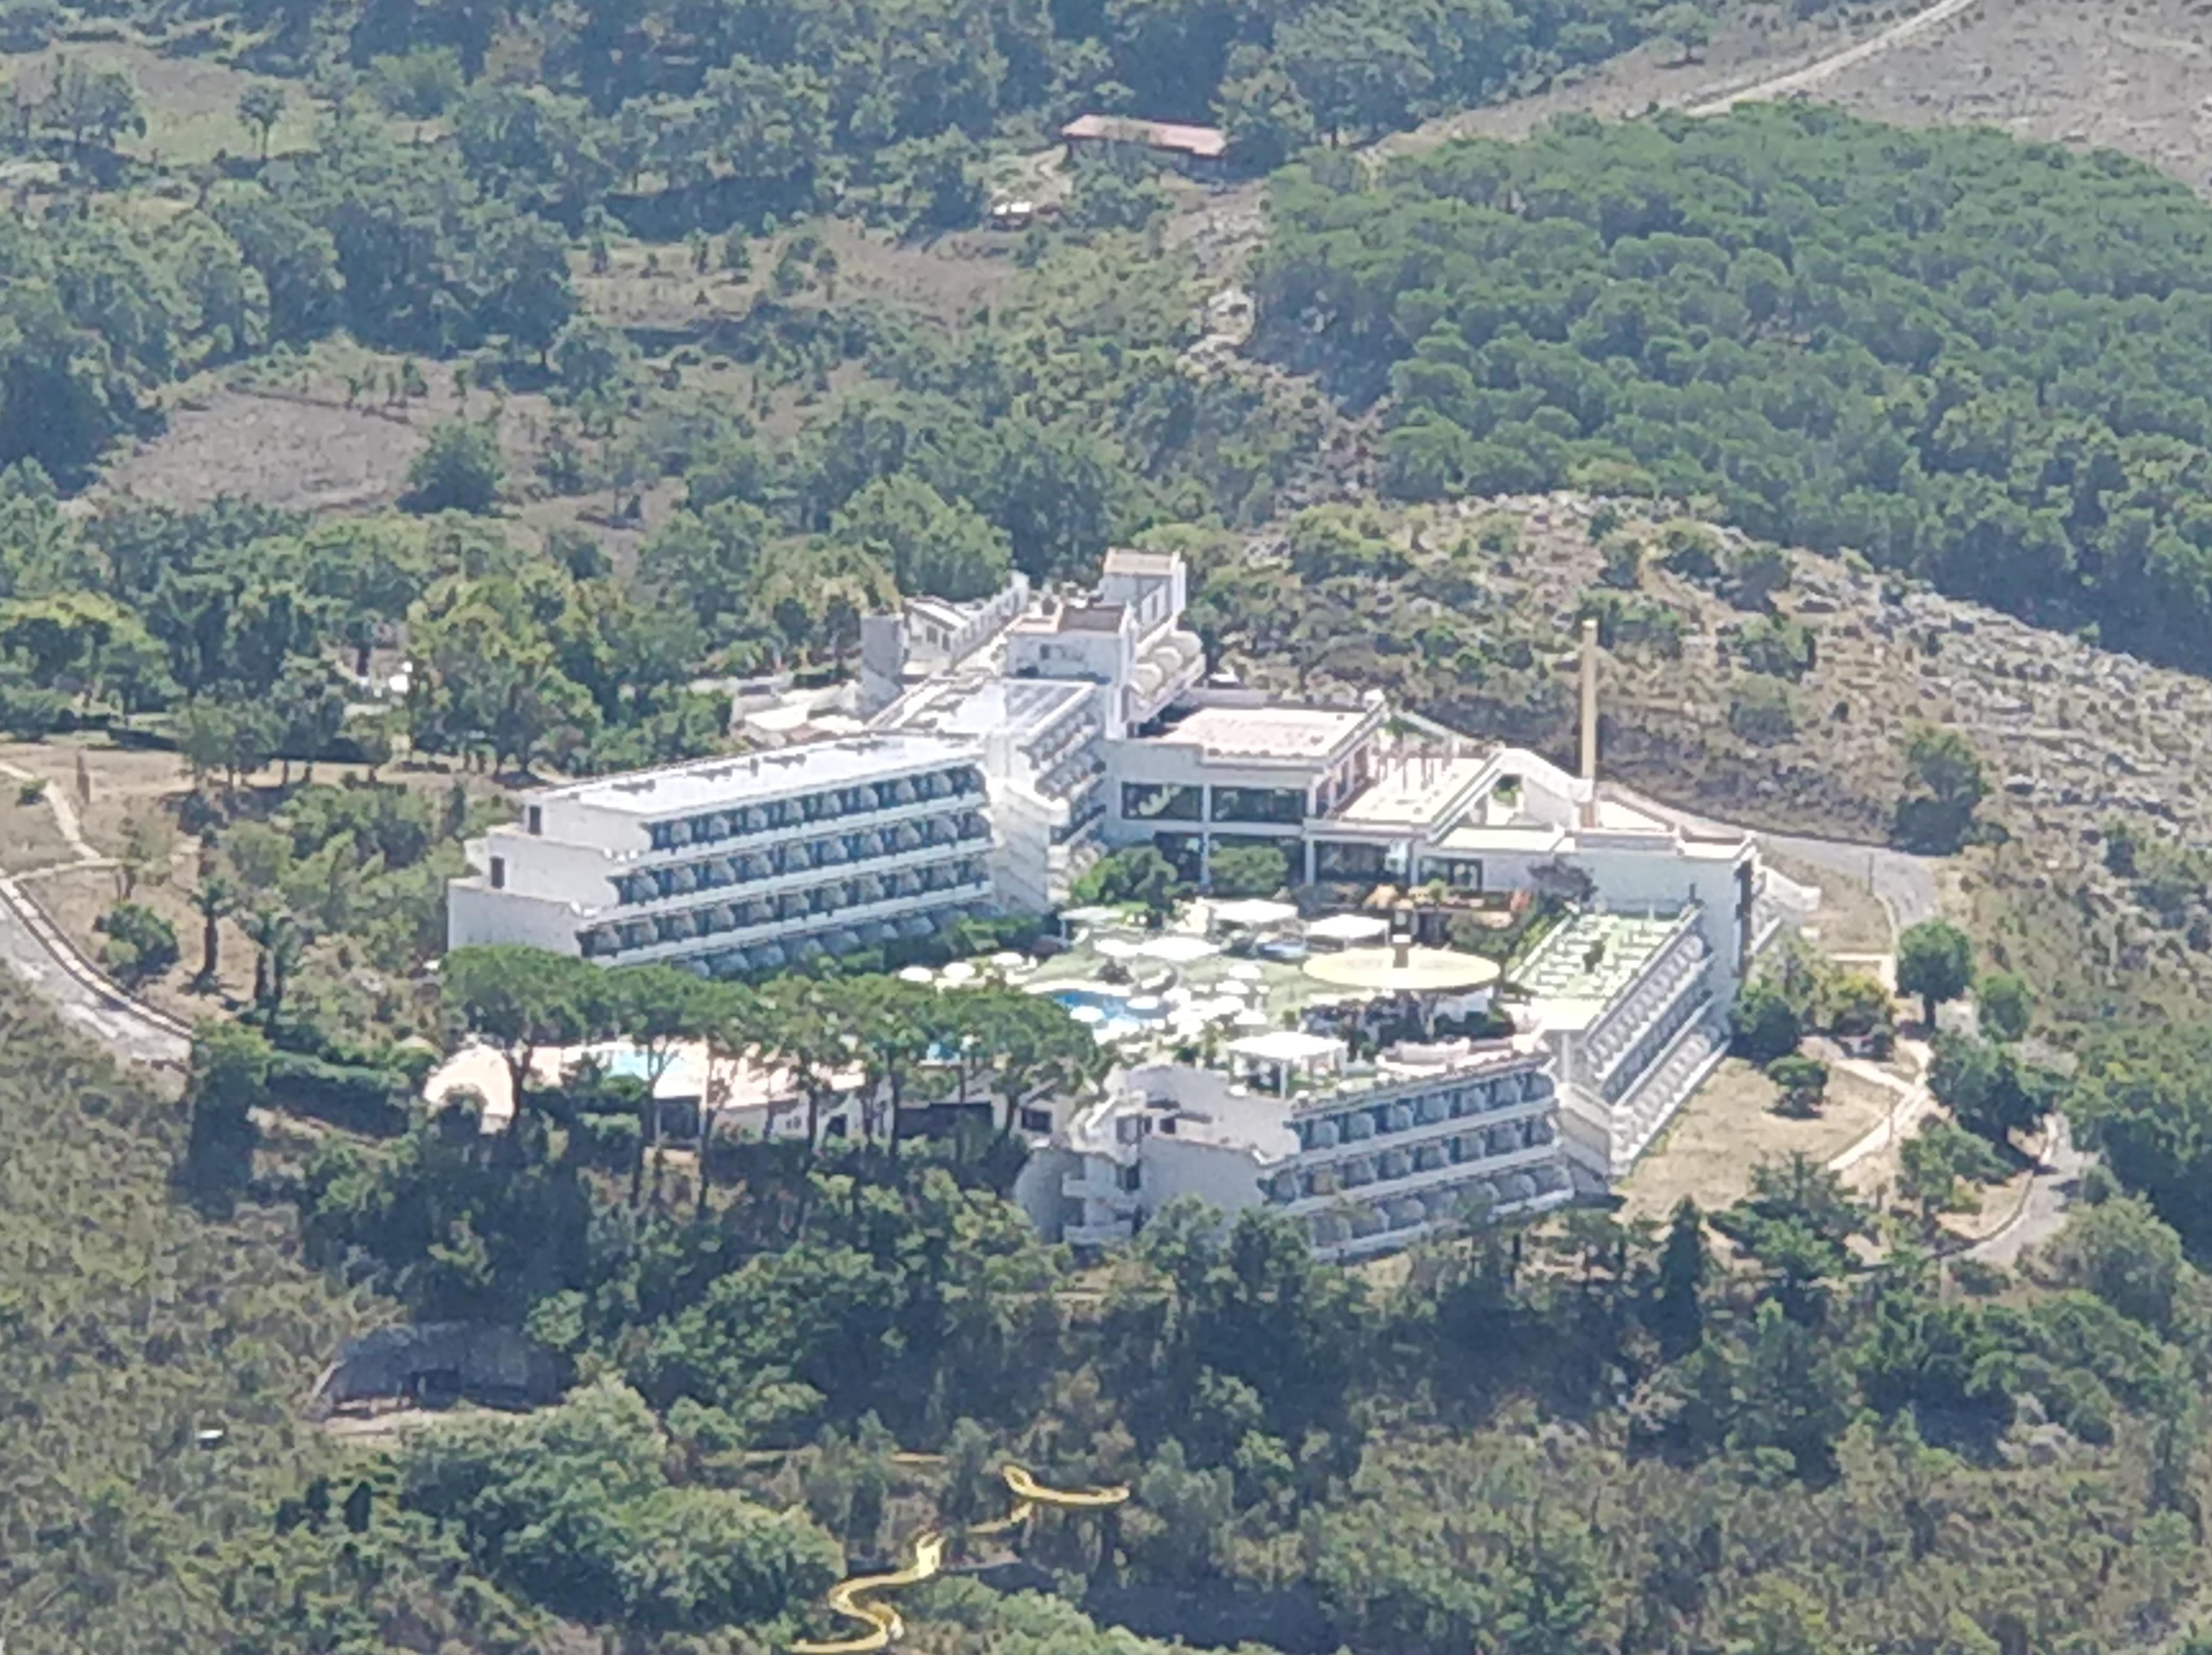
[[601, 1047, 658, 1082], [1048, 986, 1170, 1042]]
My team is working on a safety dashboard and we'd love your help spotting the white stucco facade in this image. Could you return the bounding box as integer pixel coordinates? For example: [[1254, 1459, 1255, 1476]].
[[447, 736, 999, 973], [1029, 1042, 1575, 1261]]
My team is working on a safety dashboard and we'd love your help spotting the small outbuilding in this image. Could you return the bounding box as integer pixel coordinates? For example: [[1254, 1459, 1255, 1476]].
[[1059, 114, 1230, 176], [312, 1323, 567, 1414]]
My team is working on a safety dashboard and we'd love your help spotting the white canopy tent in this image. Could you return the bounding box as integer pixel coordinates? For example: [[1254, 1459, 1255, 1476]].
[[1304, 913, 1390, 946], [1137, 934, 1221, 964]]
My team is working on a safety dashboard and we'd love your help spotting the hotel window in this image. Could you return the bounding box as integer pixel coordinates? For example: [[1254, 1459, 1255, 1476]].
[[1151, 832, 1205, 885], [526, 805, 542, 835], [1426, 858, 1485, 891], [489, 856, 506, 889], [1121, 781, 1203, 821], [1314, 840, 1387, 879], [1210, 786, 1305, 825]]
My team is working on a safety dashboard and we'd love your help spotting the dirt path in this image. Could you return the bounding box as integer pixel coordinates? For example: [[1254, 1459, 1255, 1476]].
[[0, 759, 101, 865], [1824, 1040, 1936, 1176], [1686, 0, 1988, 115]]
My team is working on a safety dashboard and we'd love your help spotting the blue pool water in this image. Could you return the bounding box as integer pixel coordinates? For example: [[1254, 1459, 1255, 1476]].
[[1049, 987, 1170, 1042]]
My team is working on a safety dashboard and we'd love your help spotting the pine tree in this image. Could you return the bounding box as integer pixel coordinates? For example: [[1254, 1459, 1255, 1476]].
[[1651, 1197, 1709, 1356]]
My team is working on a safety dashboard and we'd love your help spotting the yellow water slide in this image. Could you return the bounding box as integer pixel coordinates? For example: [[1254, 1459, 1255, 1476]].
[[789, 1464, 1129, 1655], [790, 1530, 947, 1655]]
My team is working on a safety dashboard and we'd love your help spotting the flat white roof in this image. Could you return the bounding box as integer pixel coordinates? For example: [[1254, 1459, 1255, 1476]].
[[1146, 704, 1371, 763], [1334, 752, 1492, 828], [1102, 548, 1179, 576], [1435, 823, 1570, 855], [1211, 898, 1298, 927], [1228, 1030, 1346, 1065], [1591, 797, 1677, 833], [537, 734, 977, 818], [885, 677, 1093, 741]]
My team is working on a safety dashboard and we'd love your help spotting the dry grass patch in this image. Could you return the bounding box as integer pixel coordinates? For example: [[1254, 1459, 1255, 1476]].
[[1769, 846, 1895, 958], [0, 782, 78, 874], [1619, 1056, 1897, 1222], [11, 42, 316, 165]]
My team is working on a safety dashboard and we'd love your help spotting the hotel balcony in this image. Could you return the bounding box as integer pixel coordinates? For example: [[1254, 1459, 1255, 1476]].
[[1065, 1217, 1137, 1249], [579, 872, 993, 967], [606, 818, 990, 911], [625, 768, 987, 862], [1268, 1121, 1562, 1216], [1307, 1162, 1573, 1262], [1287, 1062, 1553, 1151]]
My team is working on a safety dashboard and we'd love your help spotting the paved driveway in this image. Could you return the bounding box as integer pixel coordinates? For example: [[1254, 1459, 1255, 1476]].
[[0, 879, 190, 1072]]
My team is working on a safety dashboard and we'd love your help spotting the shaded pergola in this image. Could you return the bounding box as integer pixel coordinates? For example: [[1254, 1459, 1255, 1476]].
[[1227, 1029, 1345, 1095], [1302, 941, 1501, 1034]]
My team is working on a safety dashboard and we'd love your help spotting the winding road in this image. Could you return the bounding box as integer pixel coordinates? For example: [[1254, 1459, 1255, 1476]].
[[0, 759, 191, 1073], [1963, 1115, 2088, 1267]]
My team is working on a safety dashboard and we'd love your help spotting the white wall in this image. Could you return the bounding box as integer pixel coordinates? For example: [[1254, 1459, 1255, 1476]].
[[984, 782, 1058, 913], [1137, 1133, 1266, 1222], [534, 796, 653, 850], [477, 828, 621, 904], [1007, 626, 1129, 687], [448, 883, 582, 953], [1013, 1144, 1082, 1238]]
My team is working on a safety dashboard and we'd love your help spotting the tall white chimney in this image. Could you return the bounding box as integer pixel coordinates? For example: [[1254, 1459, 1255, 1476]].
[[1578, 616, 1599, 828]]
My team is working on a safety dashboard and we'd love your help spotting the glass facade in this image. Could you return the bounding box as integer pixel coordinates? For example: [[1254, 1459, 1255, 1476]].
[[1122, 782, 1203, 822], [1151, 832, 1205, 884], [1314, 840, 1388, 880], [1423, 857, 1485, 891], [1210, 785, 1305, 825]]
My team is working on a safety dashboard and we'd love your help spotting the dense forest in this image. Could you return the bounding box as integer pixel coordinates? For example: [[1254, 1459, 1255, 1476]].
[[0, 0, 1812, 483], [18, 961, 2212, 1653], [1258, 104, 2212, 675]]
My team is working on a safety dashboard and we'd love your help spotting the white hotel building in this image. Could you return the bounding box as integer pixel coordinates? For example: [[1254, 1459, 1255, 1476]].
[[450, 550, 1801, 1237], [446, 736, 999, 977]]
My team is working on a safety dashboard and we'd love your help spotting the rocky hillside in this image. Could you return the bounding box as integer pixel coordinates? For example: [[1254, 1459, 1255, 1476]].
[[1201, 491, 2212, 1024]]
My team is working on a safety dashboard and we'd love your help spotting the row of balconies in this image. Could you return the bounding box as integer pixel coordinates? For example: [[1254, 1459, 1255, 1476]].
[[610, 813, 990, 906], [1290, 1096, 1553, 1189], [1269, 1115, 1558, 1206], [1609, 1015, 1725, 1153], [1599, 989, 1711, 1105], [1306, 1158, 1573, 1253], [639, 767, 986, 854], [1581, 924, 1709, 1082], [580, 863, 991, 958], [1291, 1066, 1551, 1152], [1051, 792, 1109, 848], [663, 900, 994, 978], [1025, 714, 1103, 776], [1038, 749, 1106, 805]]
